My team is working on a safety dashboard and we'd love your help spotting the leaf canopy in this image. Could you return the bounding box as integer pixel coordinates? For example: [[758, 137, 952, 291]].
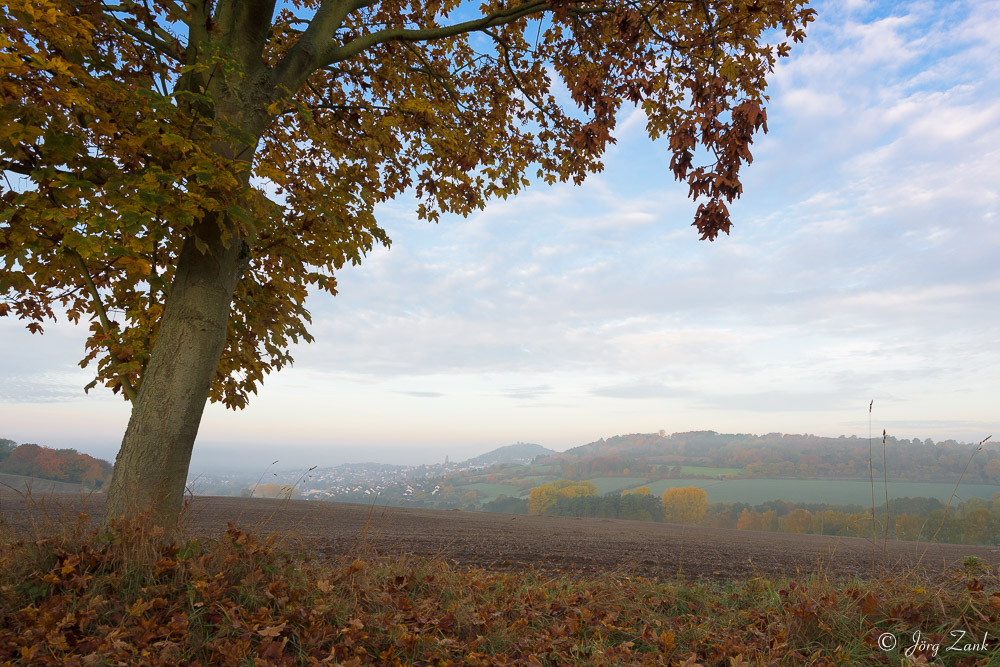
[[1, 0, 814, 408]]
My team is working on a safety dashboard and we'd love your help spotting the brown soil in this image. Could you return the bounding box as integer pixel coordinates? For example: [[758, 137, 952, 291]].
[[2, 491, 998, 582]]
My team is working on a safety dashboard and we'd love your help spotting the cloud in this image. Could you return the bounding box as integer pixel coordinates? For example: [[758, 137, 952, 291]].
[[511, 401, 578, 409], [0, 374, 87, 403], [502, 385, 553, 400], [590, 382, 684, 400], [699, 390, 857, 413], [0, 320, 98, 403]]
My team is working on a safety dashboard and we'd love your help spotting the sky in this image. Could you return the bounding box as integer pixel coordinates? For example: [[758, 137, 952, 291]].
[[2, 0, 999, 472]]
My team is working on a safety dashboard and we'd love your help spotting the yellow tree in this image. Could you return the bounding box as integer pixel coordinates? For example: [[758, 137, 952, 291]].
[[1, 0, 814, 528], [661, 486, 708, 524], [528, 485, 559, 515], [528, 479, 597, 514], [778, 507, 811, 534]]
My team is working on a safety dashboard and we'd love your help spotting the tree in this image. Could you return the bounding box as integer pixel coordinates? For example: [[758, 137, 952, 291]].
[[1, 0, 814, 528], [736, 508, 760, 531], [661, 486, 708, 524], [0, 443, 42, 477], [0, 438, 16, 463], [481, 494, 528, 514], [528, 479, 597, 514], [777, 507, 811, 534], [528, 484, 559, 515], [984, 458, 1000, 484], [34, 446, 66, 480], [82, 458, 112, 490]]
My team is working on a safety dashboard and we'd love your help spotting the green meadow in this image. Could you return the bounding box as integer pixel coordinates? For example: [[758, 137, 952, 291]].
[[459, 482, 522, 501], [671, 466, 741, 476], [584, 477, 653, 494]]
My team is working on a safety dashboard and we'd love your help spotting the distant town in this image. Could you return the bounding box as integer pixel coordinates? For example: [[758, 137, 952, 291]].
[[185, 442, 553, 501]]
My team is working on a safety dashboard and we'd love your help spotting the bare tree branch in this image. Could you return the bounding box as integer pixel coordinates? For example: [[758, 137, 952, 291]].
[[699, 0, 719, 71], [322, 0, 557, 65], [400, 43, 464, 111], [103, 0, 186, 19], [102, 0, 188, 56], [484, 28, 548, 116], [104, 14, 185, 60], [67, 249, 138, 402]]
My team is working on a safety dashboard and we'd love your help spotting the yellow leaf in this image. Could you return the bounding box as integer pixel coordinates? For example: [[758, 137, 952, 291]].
[[257, 622, 286, 638], [128, 598, 154, 616]]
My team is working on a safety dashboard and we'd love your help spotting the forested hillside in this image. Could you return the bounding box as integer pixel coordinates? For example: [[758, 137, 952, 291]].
[[553, 431, 1000, 483]]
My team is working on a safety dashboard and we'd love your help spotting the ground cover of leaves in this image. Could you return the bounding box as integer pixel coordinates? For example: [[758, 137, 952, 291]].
[[1, 506, 999, 665]]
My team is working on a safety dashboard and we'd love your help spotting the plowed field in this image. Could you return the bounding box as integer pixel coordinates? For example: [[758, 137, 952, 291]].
[[3, 491, 998, 581]]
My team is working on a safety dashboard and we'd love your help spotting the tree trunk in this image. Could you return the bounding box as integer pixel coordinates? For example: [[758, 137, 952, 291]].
[[103, 216, 248, 528]]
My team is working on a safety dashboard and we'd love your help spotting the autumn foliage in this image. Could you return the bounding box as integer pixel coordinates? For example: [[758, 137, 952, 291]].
[[519, 475, 1000, 544], [0, 439, 112, 489], [660, 487, 709, 525], [1, 516, 998, 665], [527, 479, 598, 515], [0, 0, 815, 407]]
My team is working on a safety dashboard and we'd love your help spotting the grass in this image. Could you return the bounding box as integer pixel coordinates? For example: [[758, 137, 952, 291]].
[[0, 472, 89, 495], [455, 483, 523, 501], [667, 466, 742, 477], [2, 502, 999, 666], [584, 477, 652, 495]]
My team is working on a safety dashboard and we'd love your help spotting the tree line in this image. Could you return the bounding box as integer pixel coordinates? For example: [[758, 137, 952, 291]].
[[0, 438, 113, 490], [509, 479, 1000, 546], [524, 480, 710, 523], [720, 496, 1000, 546]]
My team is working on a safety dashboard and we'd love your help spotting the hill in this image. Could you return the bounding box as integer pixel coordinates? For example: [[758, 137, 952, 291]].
[[553, 430, 1000, 483], [464, 442, 554, 466]]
